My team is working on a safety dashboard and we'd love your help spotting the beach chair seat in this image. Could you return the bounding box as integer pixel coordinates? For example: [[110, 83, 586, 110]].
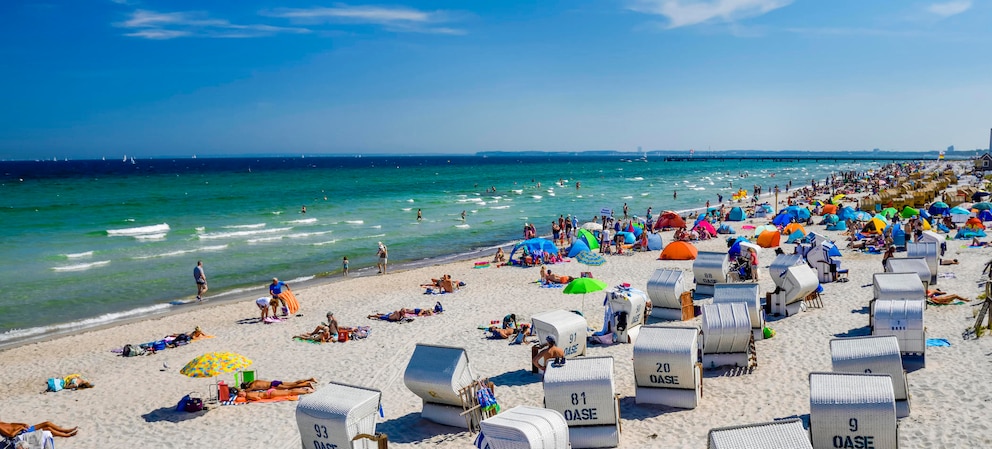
[[477, 406, 570, 449]]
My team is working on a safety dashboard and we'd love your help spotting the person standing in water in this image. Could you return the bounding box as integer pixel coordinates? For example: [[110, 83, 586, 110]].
[[673, 190, 677, 200], [461, 210, 466, 221], [342, 256, 349, 276], [193, 260, 207, 301], [417, 209, 423, 221]]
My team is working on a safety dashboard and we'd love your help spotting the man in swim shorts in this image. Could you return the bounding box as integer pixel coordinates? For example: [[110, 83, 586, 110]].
[[532, 335, 565, 374], [269, 278, 288, 316], [193, 260, 207, 301], [256, 297, 272, 321], [377, 243, 388, 275]]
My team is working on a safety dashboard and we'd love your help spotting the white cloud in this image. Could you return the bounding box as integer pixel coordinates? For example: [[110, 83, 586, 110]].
[[627, 0, 792, 29], [926, 0, 971, 17], [263, 4, 465, 34], [116, 9, 311, 39]]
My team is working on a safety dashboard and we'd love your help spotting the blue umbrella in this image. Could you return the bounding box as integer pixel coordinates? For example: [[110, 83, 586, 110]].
[[575, 250, 606, 266]]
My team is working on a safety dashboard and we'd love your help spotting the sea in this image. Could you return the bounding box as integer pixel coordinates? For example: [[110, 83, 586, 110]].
[[0, 155, 884, 347]]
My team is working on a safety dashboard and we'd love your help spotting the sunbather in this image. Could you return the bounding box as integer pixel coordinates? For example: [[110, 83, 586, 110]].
[[927, 289, 968, 303], [0, 421, 78, 439], [62, 374, 93, 390], [236, 386, 314, 401], [940, 258, 960, 265], [240, 378, 317, 391], [487, 313, 532, 339], [368, 302, 442, 321], [532, 335, 565, 375]]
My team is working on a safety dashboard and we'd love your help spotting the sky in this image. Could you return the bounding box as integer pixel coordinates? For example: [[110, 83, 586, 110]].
[[0, 0, 990, 159]]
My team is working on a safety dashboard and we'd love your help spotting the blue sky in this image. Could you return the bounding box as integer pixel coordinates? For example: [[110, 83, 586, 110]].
[[1, 0, 989, 159]]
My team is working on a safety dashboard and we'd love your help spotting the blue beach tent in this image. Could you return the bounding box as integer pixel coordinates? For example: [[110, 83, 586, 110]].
[[717, 224, 736, 234], [567, 239, 590, 258], [646, 233, 663, 251], [826, 221, 848, 231], [509, 238, 559, 261], [727, 207, 747, 221]]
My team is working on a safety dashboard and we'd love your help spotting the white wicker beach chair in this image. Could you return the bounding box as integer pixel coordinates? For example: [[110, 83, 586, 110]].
[[707, 418, 812, 449], [830, 336, 911, 417], [646, 268, 691, 320], [531, 310, 587, 358], [693, 251, 730, 300], [606, 286, 648, 343], [906, 241, 939, 285], [296, 382, 382, 449], [872, 273, 927, 302], [701, 303, 753, 369], [870, 299, 926, 364], [768, 264, 818, 317], [809, 372, 898, 449], [403, 344, 477, 428], [543, 356, 620, 448], [767, 253, 805, 288], [883, 258, 931, 287], [712, 283, 764, 340], [476, 406, 570, 449], [633, 325, 702, 408]]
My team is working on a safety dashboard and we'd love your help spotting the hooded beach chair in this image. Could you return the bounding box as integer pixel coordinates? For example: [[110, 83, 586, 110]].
[[646, 268, 692, 321], [693, 251, 730, 300], [633, 326, 702, 408], [809, 372, 898, 449], [531, 309, 587, 359], [701, 303, 754, 369], [296, 382, 382, 449], [404, 344, 479, 429], [712, 284, 764, 340], [543, 356, 620, 448], [830, 336, 911, 417]]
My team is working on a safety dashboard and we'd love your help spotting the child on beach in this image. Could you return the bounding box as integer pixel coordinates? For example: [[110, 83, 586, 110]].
[[342, 256, 349, 276]]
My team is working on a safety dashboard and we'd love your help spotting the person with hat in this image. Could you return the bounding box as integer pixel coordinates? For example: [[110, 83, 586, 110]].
[[297, 311, 339, 342], [532, 335, 565, 375]]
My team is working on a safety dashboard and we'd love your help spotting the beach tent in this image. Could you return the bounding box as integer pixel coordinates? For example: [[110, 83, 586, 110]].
[[782, 206, 812, 221], [862, 217, 887, 234], [979, 210, 992, 222], [631, 223, 644, 237], [646, 233, 663, 251], [837, 206, 858, 222], [567, 239, 590, 258], [576, 229, 600, 250], [616, 231, 636, 244], [966, 217, 984, 229], [928, 202, 949, 216], [854, 211, 873, 221], [753, 204, 773, 218], [717, 224, 736, 234], [660, 241, 698, 260], [694, 220, 717, 236], [656, 213, 686, 230], [919, 209, 932, 220], [956, 228, 987, 239], [772, 212, 794, 227], [753, 224, 776, 237], [826, 221, 848, 231], [756, 230, 781, 248], [727, 207, 747, 221], [785, 229, 806, 244], [880, 207, 898, 219], [820, 204, 837, 216], [900, 206, 919, 219], [885, 223, 906, 248], [824, 214, 839, 224], [509, 238, 559, 261], [783, 223, 806, 236], [727, 237, 750, 259]]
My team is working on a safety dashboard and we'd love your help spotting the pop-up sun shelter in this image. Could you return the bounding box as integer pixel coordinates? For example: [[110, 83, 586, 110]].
[[567, 239, 590, 258], [576, 229, 600, 251], [655, 213, 686, 230], [645, 232, 663, 250], [659, 241, 698, 260], [756, 230, 781, 248], [510, 238, 560, 262], [727, 207, 746, 221]]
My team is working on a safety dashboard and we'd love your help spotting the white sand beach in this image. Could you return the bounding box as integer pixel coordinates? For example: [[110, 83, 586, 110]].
[[4, 162, 992, 448]]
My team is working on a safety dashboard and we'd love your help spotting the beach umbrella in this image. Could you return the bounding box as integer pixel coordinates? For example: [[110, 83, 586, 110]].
[[180, 352, 252, 378], [831, 194, 846, 204], [973, 202, 992, 211], [575, 250, 606, 266], [949, 206, 971, 215], [581, 222, 603, 231], [972, 192, 990, 202], [880, 207, 898, 219], [931, 201, 949, 209], [899, 206, 919, 219], [563, 277, 608, 318]]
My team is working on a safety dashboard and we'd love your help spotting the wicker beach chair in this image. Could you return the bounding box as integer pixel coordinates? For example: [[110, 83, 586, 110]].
[[476, 406, 570, 449], [296, 382, 382, 449], [543, 356, 620, 448], [404, 344, 478, 429], [809, 372, 898, 449], [830, 336, 911, 417], [707, 418, 812, 449], [633, 325, 702, 408]]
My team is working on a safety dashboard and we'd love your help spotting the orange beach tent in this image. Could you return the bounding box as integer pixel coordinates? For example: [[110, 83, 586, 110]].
[[659, 241, 698, 260], [756, 230, 781, 248]]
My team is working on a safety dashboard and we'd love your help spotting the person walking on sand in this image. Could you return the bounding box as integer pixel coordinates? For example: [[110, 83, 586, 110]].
[[377, 242, 388, 275], [270, 277, 289, 317], [193, 260, 207, 301], [342, 256, 349, 276]]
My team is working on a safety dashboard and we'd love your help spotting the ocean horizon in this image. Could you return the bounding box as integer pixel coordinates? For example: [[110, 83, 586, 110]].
[[0, 154, 889, 347]]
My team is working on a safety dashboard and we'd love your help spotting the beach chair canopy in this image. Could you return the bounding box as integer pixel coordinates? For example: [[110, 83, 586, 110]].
[[708, 418, 812, 449], [808, 372, 897, 449], [660, 241, 698, 260], [296, 382, 382, 449], [646, 269, 690, 311], [830, 335, 910, 417]]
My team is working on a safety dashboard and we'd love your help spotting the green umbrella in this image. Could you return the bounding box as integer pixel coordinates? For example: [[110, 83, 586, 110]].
[[563, 277, 608, 319]]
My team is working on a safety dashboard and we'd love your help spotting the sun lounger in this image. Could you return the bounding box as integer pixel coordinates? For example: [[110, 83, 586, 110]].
[[809, 372, 898, 449], [403, 344, 477, 429], [296, 382, 382, 449], [542, 356, 620, 448], [476, 406, 570, 449], [830, 336, 911, 417], [707, 418, 812, 449]]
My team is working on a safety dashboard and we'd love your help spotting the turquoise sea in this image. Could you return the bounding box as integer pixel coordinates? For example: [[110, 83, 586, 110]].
[[0, 155, 880, 346]]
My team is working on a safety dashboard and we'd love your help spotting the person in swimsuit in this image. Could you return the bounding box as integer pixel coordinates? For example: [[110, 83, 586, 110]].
[[240, 378, 316, 391], [342, 256, 349, 276], [532, 335, 565, 374], [297, 312, 340, 342], [193, 260, 207, 301], [237, 386, 314, 401], [0, 421, 78, 439]]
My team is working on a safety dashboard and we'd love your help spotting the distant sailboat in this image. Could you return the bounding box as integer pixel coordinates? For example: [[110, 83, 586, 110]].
[[192, 154, 197, 159], [123, 155, 127, 162], [130, 157, 136, 165]]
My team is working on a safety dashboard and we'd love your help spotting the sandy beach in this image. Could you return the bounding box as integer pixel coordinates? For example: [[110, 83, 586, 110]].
[[3, 162, 992, 448]]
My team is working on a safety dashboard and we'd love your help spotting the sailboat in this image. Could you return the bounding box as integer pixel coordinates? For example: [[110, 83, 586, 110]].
[[123, 155, 127, 162]]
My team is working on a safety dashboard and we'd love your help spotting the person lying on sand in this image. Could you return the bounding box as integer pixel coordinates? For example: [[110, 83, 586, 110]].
[[927, 289, 968, 304], [543, 270, 572, 285], [236, 386, 314, 401], [0, 421, 78, 439], [972, 237, 989, 247], [241, 378, 316, 391], [297, 312, 346, 342], [368, 303, 442, 321], [940, 258, 960, 265], [61, 374, 93, 390], [487, 313, 532, 339]]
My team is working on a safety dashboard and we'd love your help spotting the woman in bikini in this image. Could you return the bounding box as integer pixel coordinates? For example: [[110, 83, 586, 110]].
[[237, 386, 314, 401], [241, 378, 316, 391]]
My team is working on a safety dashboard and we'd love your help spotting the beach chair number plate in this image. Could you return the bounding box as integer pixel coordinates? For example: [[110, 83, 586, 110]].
[[562, 391, 598, 421], [831, 418, 876, 449], [650, 362, 679, 385], [311, 424, 338, 449]]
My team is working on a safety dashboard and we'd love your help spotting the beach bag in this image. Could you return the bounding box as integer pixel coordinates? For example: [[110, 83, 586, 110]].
[[183, 393, 204, 413], [338, 332, 349, 343], [46, 377, 63, 392], [475, 381, 499, 413]]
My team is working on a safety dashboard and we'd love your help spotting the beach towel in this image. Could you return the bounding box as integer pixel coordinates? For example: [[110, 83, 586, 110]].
[[926, 338, 951, 347], [276, 287, 301, 315], [937, 272, 957, 279]]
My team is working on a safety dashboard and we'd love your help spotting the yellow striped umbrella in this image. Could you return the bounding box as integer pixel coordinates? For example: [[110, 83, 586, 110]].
[[180, 352, 252, 378]]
